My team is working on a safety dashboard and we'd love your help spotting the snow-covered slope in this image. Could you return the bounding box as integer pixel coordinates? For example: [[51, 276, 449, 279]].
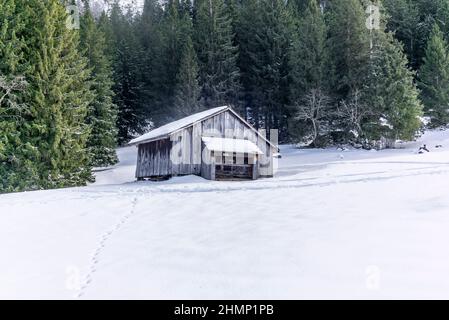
[[2, 130, 449, 299]]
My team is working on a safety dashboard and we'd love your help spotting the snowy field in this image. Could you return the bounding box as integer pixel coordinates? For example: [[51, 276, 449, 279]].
[[2, 130, 449, 299]]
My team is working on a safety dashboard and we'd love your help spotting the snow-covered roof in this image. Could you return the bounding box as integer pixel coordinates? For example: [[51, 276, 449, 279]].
[[202, 137, 263, 154], [129, 106, 229, 145]]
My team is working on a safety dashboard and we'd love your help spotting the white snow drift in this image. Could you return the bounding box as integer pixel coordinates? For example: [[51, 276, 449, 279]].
[[1, 130, 449, 299]]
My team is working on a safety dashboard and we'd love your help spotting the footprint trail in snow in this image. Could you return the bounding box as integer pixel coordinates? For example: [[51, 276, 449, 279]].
[[76, 197, 139, 298]]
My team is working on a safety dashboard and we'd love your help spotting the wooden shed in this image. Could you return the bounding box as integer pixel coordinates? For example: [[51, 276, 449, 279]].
[[128, 106, 277, 181]]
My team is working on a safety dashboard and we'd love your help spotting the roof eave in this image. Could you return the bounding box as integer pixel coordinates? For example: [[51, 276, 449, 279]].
[[127, 106, 231, 146], [128, 134, 170, 146]]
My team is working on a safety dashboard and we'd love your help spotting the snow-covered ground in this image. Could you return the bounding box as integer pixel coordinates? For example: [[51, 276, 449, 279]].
[[2, 130, 449, 299]]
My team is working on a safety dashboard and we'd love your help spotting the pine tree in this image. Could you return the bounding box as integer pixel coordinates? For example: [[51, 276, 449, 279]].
[[288, 0, 315, 15], [22, 0, 93, 188], [173, 36, 203, 118], [375, 34, 423, 141], [236, 0, 259, 120], [288, 0, 328, 145], [137, 0, 165, 125], [326, 0, 370, 100], [289, 0, 327, 106], [362, 17, 423, 143], [157, 0, 195, 121], [383, 0, 421, 69], [108, 1, 148, 144], [418, 24, 449, 127], [224, 0, 240, 38], [193, 0, 241, 110], [238, 0, 292, 136], [80, 0, 119, 167], [0, 0, 40, 192], [384, 0, 449, 71]]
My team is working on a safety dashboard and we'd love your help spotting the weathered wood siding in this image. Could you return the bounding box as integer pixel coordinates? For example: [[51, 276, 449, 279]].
[[200, 111, 274, 177], [169, 125, 201, 176], [135, 139, 171, 178]]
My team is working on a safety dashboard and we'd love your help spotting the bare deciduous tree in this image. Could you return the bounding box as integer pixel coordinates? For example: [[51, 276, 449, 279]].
[[294, 88, 331, 146], [336, 89, 375, 141]]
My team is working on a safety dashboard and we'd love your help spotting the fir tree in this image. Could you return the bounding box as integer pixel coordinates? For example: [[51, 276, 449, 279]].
[[193, 0, 241, 110], [418, 24, 449, 127], [326, 0, 370, 100], [0, 75, 34, 192], [288, 0, 316, 15], [288, 0, 328, 145], [0, 0, 40, 192], [289, 0, 327, 107], [137, 0, 165, 125], [22, 0, 93, 188], [108, 1, 148, 144], [80, 1, 118, 167], [157, 0, 194, 121], [173, 36, 203, 118], [385, 0, 449, 71], [238, 0, 292, 136], [236, 0, 259, 120], [362, 21, 423, 143], [383, 0, 421, 69], [376, 34, 423, 141]]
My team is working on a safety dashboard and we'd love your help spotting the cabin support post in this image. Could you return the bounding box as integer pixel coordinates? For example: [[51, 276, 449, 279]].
[[210, 161, 216, 180], [252, 159, 259, 180]]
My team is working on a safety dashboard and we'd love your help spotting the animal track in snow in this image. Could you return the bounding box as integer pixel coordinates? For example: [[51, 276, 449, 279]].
[[76, 197, 139, 298]]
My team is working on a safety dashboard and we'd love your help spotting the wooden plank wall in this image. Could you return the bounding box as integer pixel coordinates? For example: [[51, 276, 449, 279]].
[[169, 125, 202, 176], [136, 139, 171, 178], [200, 111, 274, 177]]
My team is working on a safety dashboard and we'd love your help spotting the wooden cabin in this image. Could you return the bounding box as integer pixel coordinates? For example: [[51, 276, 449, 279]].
[[128, 106, 277, 181]]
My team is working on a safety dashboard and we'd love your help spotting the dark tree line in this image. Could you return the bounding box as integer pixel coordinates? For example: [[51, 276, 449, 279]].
[[105, 0, 433, 147], [1, 0, 449, 192]]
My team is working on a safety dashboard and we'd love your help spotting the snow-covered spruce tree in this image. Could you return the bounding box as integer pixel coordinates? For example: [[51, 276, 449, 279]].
[[193, 0, 241, 110], [22, 0, 93, 188], [288, 0, 329, 146], [0, 0, 41, 192], [80, 1, 119, 167], [418, 24, 449, 128]]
